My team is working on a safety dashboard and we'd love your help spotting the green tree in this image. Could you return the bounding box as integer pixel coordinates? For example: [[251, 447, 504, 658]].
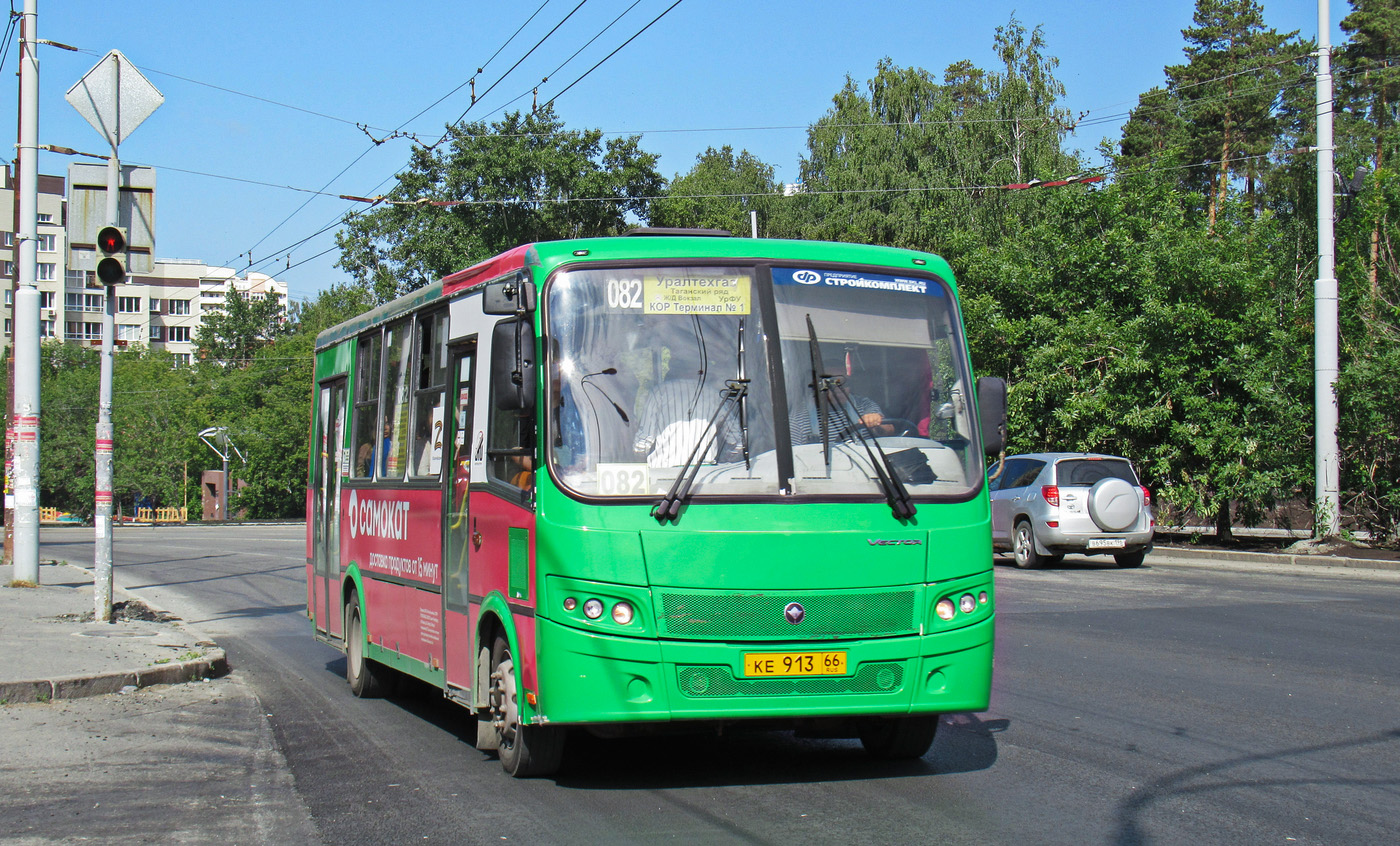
[[336, 105, 663, 300], [1164, 0, 1299, 228], [650, 146, 781, 235], [194, 288, 290, 366]]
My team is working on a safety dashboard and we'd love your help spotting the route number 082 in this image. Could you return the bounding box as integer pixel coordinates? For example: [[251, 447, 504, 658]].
[[607, 278, 643, 309]]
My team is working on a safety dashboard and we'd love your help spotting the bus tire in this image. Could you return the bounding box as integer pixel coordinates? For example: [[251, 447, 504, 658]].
[[859, 715, 939, 760], [1012, 520, 1045, 569], [474, 644, 499, 752], [489, 634, 564, 777], [345, 595, 389, 698]]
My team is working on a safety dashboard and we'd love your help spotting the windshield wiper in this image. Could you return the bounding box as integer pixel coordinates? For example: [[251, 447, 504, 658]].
[[827, 380, 917, 520], [651, 378, 749, 524], [804, 316, 915, 521]]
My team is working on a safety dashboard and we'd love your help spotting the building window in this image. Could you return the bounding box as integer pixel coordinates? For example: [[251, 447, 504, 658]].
[[117, 296, 141, 313], [67, 270, 89, 288], [168, 299, 190, 315], [4, 262, 14, 276], [40, 320, 54, 338], [167, 326, 191, 343], [149, 298, 163, 313], [36, 234, 56, 252], [3, 233, 12, 247], [3, 289, 9, 306], [172, 353, 191, 367], [37, 263, 55, 281], [40, 291, 54, 309], [3, 319, 9, 336], [66, 293, 104, 313], [65, 321, 102, 341], [117, 324, 142, 342], [38, 213, 52, 223], [149, 325, 164, 342]]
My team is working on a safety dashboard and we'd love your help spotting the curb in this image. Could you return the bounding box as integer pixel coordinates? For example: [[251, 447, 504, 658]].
[[1152, 545, 1400, 572], [0, 647, 229, 705]]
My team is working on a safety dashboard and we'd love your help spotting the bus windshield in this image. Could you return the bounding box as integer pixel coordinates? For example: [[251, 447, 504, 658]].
[[546, 264, 981, 500]]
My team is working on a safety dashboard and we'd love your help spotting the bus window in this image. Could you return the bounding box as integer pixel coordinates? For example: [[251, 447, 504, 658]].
[[378, 320, 413, 481], [351, 333, 381, 478], [410, 311, 449, 479]]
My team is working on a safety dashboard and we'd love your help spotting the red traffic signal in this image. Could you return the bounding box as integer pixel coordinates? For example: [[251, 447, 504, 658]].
[[97, 225, 126, 254], [95, 225, 127, 285]]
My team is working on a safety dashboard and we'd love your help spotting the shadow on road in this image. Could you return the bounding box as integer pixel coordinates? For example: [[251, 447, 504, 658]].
[[1110, 727, 1400, 846], [326, 658, 1006, 789]]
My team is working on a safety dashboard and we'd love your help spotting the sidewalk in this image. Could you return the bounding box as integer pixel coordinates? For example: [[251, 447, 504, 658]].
[[1150, 542, 1400, 572], [0, 560, 227, 704]]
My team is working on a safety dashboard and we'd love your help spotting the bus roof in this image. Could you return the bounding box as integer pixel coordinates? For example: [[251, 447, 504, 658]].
[[316, 236, 955, 351]]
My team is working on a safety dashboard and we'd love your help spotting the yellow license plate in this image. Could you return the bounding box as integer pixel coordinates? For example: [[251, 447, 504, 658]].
[[743, 651, 847, 677]]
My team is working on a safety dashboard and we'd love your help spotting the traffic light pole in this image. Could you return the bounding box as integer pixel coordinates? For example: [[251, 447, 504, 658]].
[[93, 138, 118, 622]]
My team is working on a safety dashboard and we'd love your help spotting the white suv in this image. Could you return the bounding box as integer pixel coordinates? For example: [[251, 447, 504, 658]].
[[989, 452, 1154, 569]]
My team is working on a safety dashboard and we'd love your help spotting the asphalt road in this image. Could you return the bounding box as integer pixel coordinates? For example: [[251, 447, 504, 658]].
[[33, 526, 1400, 845]]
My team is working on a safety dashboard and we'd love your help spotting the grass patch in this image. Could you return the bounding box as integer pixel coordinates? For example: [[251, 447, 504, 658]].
[[7, 580, 37, 589]]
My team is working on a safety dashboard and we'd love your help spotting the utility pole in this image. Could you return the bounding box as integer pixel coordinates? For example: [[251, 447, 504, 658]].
[[10, 0, 42, 585], [1315, 0, 1341, 539]]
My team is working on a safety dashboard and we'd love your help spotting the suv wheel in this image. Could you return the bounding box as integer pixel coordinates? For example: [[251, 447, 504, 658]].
[[1115, 550, 1146, 568], [1012, 521, 1045, 570]]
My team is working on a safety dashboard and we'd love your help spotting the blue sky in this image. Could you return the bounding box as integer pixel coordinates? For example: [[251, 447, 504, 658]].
[[6, 1, 1345, 302]]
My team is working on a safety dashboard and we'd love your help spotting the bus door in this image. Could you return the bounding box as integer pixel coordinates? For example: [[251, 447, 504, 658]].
[[312, 378, 347, 639], [443, 340, 477, 692]]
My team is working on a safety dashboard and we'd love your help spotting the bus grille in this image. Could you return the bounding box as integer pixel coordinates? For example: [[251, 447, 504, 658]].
[[657, 589, 917, 639], [676, 663, 905, 698]]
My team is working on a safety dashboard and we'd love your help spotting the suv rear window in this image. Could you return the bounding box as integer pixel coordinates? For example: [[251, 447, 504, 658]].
[[1056, 459, 1136, 487]]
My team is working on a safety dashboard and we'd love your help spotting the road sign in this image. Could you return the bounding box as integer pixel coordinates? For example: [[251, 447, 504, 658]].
[[66, 163, 155, 274], [64, 50, 163, 148]]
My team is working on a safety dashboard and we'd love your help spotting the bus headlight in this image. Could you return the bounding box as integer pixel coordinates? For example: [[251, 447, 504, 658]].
[[959, 594, 977, 614], [563, 597, 577, 611], [583, 598, 604, 619], [611, 601, 635, 625], [935, 598, 956, 621]]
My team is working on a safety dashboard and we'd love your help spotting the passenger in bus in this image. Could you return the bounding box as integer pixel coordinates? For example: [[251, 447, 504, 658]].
[[633, 369, 742, 467], [357, 422, 393, 476], [508, 454, 534, 489]]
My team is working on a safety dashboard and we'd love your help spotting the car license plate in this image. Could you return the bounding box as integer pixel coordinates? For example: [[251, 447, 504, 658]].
[[743, 651, 847, 677], [1088, 538, 1127, 549]]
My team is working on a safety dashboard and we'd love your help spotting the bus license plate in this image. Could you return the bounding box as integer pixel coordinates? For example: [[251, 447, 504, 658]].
[[743, 651, 847, 677], [1088, 538, 1127, 549]]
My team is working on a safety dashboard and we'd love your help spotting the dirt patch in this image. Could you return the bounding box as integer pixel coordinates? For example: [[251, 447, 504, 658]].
[[49, 599, 182, 624]]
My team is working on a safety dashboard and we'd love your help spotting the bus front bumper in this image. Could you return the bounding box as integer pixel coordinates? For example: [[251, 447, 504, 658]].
[[532, 616, 993, 726]]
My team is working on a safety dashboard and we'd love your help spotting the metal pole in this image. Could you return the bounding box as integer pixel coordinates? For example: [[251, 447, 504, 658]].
[[1315, 0, 1341, 539], [221, 435, 229, 522], [750, 210, 758, 238], [93, 59, 120, 621], [10, 0, 42, 584]]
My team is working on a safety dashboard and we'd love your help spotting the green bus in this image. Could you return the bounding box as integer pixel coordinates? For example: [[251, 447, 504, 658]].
[[307, 230, 1006, 776]]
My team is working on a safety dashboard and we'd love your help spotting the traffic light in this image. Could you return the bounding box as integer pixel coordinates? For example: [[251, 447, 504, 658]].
[[95, 225, 127, 284]]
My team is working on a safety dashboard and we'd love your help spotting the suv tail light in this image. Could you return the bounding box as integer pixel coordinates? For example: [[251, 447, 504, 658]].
[[1041, 485, 1060, 507], [1141, 486, 1151, 505]]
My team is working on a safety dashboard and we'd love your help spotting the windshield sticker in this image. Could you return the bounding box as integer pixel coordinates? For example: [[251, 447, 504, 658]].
[[599, 272, 751, 315], [772, 267, 944, 297]]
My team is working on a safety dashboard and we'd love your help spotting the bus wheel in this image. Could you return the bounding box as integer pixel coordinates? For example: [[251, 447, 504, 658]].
[[488, 634, 564, 777], [1012, 521, 1045, 570], [345, 596, 389, 698], [860, 715, 939, 759]]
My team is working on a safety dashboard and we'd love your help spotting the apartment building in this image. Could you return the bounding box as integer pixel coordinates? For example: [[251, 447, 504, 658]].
[[1, 167, 286, 363]]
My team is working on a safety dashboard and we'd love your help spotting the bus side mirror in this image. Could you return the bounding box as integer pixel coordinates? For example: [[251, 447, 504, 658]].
[[483, 274, 537, 315], [976, 376, 1006, 456], [492, 318, 536, 412]]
